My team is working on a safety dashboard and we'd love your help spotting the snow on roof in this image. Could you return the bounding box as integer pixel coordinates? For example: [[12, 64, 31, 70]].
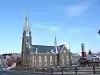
[[86, 53, 100, 60]]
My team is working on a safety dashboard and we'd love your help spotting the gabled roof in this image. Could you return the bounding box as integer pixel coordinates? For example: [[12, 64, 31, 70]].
[[86, 53, 100, 60], [95, 53, 100, 57], [87, 54, 100, 58], [31, 44, 64, 53]]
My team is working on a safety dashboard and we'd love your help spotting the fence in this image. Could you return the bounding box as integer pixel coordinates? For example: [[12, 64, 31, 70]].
[[12, 66, 100, 75]]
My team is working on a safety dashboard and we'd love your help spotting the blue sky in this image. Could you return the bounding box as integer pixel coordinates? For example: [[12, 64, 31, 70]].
[[0, 0, 100, 54]]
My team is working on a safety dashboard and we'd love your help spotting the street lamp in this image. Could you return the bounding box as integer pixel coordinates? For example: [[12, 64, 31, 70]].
[[98, 30, 100, 35]]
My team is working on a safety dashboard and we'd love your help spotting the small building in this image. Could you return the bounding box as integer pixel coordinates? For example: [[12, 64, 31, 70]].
[[78, 43, 100, 67]]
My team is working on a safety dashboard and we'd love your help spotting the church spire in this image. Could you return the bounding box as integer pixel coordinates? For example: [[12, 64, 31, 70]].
[[24, 9, 30, 36], [25, 9, 29, 28]]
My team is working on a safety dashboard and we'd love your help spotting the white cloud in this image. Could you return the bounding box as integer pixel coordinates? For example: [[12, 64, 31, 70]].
[[33, 24, 83, 37], [68, 27, 81, 34], [65, 1, 90, 18], [33, 24, 60, 32]]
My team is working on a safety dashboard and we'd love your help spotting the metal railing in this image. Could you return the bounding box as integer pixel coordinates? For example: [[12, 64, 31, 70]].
[[12, 66, 100, 75]]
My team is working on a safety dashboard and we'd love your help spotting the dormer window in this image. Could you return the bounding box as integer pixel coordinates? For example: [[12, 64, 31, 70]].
[[64, 50, 66, 53]]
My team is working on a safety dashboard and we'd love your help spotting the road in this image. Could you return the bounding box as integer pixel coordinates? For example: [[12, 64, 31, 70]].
[[0, 70, 45, 75], [0, 70, 100, 75]]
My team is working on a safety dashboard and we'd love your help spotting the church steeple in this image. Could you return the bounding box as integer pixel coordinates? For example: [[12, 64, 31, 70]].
[[25, 10, 29, 28], [22, 10, 32, 45], [21, 10, 32, 67], [24, 9, 30, 36]]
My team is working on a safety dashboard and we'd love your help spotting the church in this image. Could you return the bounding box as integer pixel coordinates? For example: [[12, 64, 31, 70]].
[[21, 12, 72, 69]]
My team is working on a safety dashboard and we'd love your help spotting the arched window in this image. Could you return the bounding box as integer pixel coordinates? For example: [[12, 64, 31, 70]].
[[26, 39, 29, 44]]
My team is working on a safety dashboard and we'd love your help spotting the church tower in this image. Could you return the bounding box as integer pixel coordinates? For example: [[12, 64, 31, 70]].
[[81, 43, 86, 57], [81, 43, 87, 66], [21, 11, 32, 68]]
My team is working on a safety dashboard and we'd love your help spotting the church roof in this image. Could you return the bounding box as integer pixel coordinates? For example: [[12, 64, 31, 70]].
[[31, 44, 64, 53]]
